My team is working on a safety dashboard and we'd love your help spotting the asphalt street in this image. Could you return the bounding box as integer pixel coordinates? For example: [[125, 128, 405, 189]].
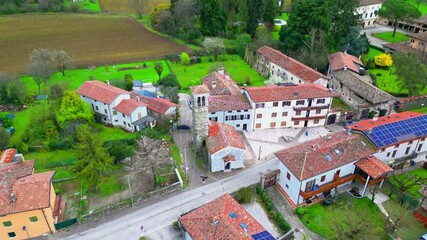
[[60, 158, 280, 240]]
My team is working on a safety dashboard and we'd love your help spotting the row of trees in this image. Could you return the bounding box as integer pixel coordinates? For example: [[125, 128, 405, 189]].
[[0, 0, 89, 14]]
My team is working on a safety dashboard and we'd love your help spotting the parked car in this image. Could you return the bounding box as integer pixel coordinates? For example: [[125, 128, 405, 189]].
[[177, 125, 190, 130], [282, 136, 292, 142], [274, 19, 287, 26]]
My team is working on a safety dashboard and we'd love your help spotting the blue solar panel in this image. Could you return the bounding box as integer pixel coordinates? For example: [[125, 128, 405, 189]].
[[133, 81, 143, 87], [365, 115, 427, 148], [137, 90, 157, 99], [252, 230, 275, 240]]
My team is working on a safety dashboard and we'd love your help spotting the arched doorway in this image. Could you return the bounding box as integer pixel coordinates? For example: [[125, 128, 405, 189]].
[[360, 109, 370, 119]]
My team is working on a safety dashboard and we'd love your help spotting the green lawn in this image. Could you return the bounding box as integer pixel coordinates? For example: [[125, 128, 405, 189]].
[[332, 97, 352, 111], [170, 54, 265, 91], [390, 168, 427, 198], [278, 13, 289, 21], [383, 200, 426, 240], [407, 0, 427, 15], [372, 32, 410, 43], [64, 0, 100, 12], [20, 60, 170, 95], [26, 149, 77, 180], [96, 124, 137, 142], [300, 194, 386, 239], [411, 106, 427, 114]]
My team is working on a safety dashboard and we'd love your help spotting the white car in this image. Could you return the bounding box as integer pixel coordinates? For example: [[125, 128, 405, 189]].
[[282, 136, 292, 142], [274, 19, 287, 26]]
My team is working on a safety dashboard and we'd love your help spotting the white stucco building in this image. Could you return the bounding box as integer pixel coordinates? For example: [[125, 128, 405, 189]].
[[253, 46, 329, 87], [348, 112, 427, 165], [357, 0, 383, 28], [206, 122, 246, 172], [76, 81, 156, 132], [275, 132, 393, 207], [244, 83, 336, 129]]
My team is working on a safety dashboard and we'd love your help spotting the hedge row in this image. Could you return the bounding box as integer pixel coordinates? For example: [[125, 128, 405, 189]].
[[256, 184, 291, 233]]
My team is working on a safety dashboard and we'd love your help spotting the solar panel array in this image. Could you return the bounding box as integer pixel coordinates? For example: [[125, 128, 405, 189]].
[[137, 90, 157, 99], [365, 115, 427, 148], [251, 230, 275, 240]]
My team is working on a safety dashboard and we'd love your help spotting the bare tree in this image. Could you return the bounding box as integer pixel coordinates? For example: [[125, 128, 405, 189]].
[[123, 136, 171, 184], [202, 37, 225, 61], [52, 50, 73, 76], [385, 201, 412, 234], [26, 49, 54, 94], [296, 28, 329, 72]]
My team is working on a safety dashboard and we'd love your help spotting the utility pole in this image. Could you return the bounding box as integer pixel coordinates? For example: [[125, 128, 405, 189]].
[[127, 175, 134, 207]]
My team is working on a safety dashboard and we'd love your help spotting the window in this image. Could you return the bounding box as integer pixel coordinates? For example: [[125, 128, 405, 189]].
[[418, 144, 423, 152], [104, 109, 107, 114], [211, 112, 216, 114], [296, 100, 305, 105], [29, 216, 38, 222], [271, 112, 277, 117], [123, 121, 126, 125], [237, 124, 240, 127], [273, 102, 278, 107], [296, 111, 301, 116], [8, 232, 16, 238], [294, 121, 300, 125], [3, 221, 12, 227], [320, 175, 326, 182], [387, 152, 391, 157], [282, 101, 291, 106], [95, 106, 99, 110], [282, 112, 288, 117], [113, 111, 117, 115], [256, 103, 265, 108], [317, 99, 325, 104], [122, 113, 125, 118], [405, 147, 411, 155], [286, 172, 291, 180], [281, 121, 286, 126], [314, 119, 320, 124], [244, 110, 248, 112], [256, 123, 261, 128], [392, 150, 397, 158], [270, 122, 276, 128], [228, 111, 232, 113], [237, 110, 241, 112], [316, 109, 321, 114], [128, 123, 130, 127], [257, 114, 262, 118], [285, 184, 289, 189]]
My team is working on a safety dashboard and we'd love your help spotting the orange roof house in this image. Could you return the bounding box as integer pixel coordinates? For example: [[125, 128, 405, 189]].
[[179, 193, 275, 240]]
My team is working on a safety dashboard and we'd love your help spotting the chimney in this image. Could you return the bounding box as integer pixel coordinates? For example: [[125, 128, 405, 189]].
[[137, 96, 140, 102], [294, 90, 298, 97], [218, 68, 225, 75], [346, 129, 351, 136], [373, 116, 378, 122], [344, 65, 348, 71], [106, 80, 110, 85], [10, 193, 16, 203], [15, 154, 24, 164], [328, 88, 333, 93], [211, 216, 220, 225], [327, 135, 332, 140]]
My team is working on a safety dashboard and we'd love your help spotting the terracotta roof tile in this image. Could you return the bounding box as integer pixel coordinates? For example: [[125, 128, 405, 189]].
[[190, 85, 210, 95], [206, 122, 245, 154], [76, 80, 129, 104], [382, 43, 419, 54], [275, 132, 375, 180], [355, 156, 393, 179], [408, 31, 427, 42], [328, 52, 364, 74], [202, 72, 241, 96], [209, 94, 253, 112], [245, 84, 336, 103], [257, 46, 326, 83], [179, 193, 266, 240], [113, 99, 147, 116], [131, 92, 178, 115], [347, 111, 423, 131], [0, 149, 17, 164]]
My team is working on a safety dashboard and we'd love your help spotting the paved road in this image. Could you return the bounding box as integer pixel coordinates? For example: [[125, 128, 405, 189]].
[[361, 25, 406, 48], [60, 158, 280, 240]]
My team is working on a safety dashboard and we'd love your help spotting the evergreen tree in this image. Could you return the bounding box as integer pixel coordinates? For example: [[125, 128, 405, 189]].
[[73, 125, 113, 187], [56, 90, 94, 132], [247, 0, 263, 36], [199, 0, 226, 36], [236, 0, 249, 33], [263, 0, 278, 30]]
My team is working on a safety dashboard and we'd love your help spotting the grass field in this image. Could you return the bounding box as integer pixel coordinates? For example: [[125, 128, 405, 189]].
[[407, 0, 427, 15], [0, 13, 190, 74], [98, 0, 169, 14], [170, 55, 265, 91], [64, 0, 100, 12], [20, 60, 170, 95], [372, 32, 410, 43], [390, 168, 427, 198]]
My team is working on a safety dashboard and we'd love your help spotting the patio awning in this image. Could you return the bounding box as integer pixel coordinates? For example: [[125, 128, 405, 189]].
[[355, 156, 394, 179]]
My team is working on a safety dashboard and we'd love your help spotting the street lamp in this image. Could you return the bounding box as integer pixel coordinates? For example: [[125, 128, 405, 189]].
[[23, 226, 30, 239]]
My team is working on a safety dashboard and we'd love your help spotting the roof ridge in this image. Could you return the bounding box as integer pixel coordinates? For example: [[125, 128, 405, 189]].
[[218, 123, 230, 147]]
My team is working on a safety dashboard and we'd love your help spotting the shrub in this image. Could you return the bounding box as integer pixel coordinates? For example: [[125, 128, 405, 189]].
[[172, 221, 179, 229], [295, 206, 307, 215], [181, 52, 190, 66], [366, 60, 376, 69], [159, 74, 181, 89], [217, 55, 229, 61], [275, 212, 291, 233], [374, 53, 393, 68], [376, 72, 382, 77]]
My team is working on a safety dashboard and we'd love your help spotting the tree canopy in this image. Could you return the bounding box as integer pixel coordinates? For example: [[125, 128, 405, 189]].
[[393, 52, 427, 97], [379, 0, 421, 37], [56, 90, 94, 131], [199, 0, 226, 36]]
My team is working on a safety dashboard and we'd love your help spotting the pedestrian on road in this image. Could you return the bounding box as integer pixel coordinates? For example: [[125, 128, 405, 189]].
[[141, 225, 144, 231]]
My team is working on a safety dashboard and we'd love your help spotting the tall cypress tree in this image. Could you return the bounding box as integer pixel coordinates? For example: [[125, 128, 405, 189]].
[[247, 0, 263, 37], [199, 0, 226, 36]]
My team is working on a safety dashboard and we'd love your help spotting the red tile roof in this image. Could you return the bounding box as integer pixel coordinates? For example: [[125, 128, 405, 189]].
[[190, 85, 210, 95], [0, 160, 56, 215], [179, 193, 266, 240], [206, 122, 245, 154], [131, 92, 178, 115], [275, 132, 375, 180], [113, 99, 147, 116], [355, 156, 393, 179], [202, 72, 241, 96], [328, 52, 364, 74], [76, 80, 129, 104], [383, 43, 419, 54], [13, 171, 55, 214], [347, 112, 424, 131], [245, 84, 336, 103], [209, 94, 253, 112], [0, 149, 17, 164], [257, 46, 326, 83], [408, 31, 427, 42]]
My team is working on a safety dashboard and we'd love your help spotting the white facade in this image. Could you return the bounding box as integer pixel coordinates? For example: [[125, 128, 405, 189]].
[[268, 61, 328, 87], [112, 106, 148, 132], [374, 137, 427, 163], [244, 92, 333, 130], [80, 94, 130, 125], [278, 159, 356, 205], [208, 109, 253, 131], [208, 146, 245, 172], [357, 3, 382, 28]]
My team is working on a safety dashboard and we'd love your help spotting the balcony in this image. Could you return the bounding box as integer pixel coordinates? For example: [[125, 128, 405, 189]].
[[291, 115, 326, 121], [299, 174, 385, 200], [293, 105, 330, 111]]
